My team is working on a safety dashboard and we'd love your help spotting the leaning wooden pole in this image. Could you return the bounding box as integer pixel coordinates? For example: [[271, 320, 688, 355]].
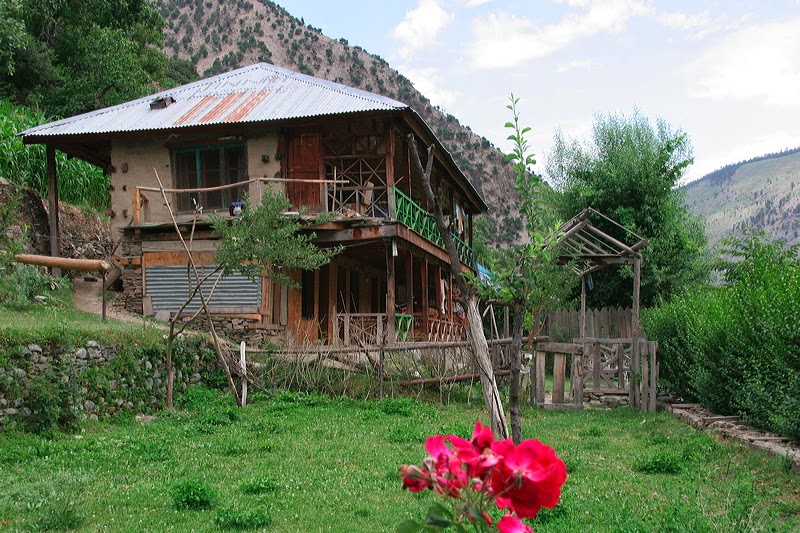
[[154, 170, 241, 407], [407, 134, 508, 439]]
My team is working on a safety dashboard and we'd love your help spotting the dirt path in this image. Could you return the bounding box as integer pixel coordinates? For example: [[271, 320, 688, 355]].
[[72, 277, 163, 326]]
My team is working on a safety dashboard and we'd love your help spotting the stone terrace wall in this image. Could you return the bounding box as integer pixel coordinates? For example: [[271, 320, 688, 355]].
[[0, 337, 218, 430]]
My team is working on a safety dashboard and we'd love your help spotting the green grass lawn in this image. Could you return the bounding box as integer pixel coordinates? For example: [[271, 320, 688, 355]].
[[0, 387, 798, 532]]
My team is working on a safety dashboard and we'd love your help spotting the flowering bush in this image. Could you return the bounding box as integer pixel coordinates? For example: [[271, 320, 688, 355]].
[[399, 422, 567, 532]]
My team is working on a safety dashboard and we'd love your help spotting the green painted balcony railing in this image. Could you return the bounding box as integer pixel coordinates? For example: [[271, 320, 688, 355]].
[[393, 188, 475, 266]]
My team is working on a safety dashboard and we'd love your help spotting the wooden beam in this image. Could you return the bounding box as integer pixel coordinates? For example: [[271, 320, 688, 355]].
[[15, 254, 111, 273], [46, 145, 61, 277], [632, 257, 641, 336]]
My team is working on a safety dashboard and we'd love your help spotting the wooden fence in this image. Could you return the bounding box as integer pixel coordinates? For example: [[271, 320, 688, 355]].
[[546, 307, 634, 340], [531, 338, 658, 413]]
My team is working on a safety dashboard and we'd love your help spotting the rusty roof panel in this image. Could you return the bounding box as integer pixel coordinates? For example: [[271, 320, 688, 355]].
[[175, 95, 217, 126], [21, 63, 407, 138], [199, 92, 245, 123], [224, 90, 269, 122]]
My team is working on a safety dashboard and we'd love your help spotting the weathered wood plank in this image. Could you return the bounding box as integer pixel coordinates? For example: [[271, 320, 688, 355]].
[[552, 353, 566, 404]]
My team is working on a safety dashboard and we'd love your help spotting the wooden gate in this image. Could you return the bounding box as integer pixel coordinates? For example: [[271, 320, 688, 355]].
[[531, 338, 658, 412]]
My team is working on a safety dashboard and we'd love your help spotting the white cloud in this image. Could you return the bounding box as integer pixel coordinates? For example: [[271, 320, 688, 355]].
[[464, 0, 493, 6], [688, 18, 800, 107], [397, 65, 458, 109], [467, 0, 650, 70], [392, 0, 454, 60], [656, 10, 710, 31], [556, 58, 599, 73]]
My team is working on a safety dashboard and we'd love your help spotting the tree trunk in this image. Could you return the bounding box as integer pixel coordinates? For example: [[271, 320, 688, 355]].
[[407, 134, 508, 439], [466, 296, 509, 438], [509, 299, 526, 444]]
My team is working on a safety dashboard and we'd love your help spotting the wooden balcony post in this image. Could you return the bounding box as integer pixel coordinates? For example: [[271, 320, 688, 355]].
[[386, 242, 396, 343]]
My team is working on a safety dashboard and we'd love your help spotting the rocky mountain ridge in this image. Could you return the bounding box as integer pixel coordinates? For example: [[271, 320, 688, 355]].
[[684, 148, 800, 248]]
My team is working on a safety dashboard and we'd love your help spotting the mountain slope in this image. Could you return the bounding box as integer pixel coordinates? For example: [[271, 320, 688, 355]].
[[155, 0, 522, 245], [684, 148, 800, 248]]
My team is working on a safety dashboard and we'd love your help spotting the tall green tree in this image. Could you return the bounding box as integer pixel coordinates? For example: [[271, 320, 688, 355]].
[[547, 110, 709, 308], [0, 0, 184, 117]]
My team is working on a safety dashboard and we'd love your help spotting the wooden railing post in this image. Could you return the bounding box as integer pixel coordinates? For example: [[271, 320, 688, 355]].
[[573, 349, 584, 407]]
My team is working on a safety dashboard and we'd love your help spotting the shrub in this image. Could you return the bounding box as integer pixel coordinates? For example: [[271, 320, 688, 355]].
[[240, 477, 279, 495], [34, 500, 85, 531], [0, 264, 62, 309], [23, 372, 79, 435], [213, 506, 272, 530], [172, 479, 216, 510], [644, 232, 800, 440], [634, 452, 683, 475]]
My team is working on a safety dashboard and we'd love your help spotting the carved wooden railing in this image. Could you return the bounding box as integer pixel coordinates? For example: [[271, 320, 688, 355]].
[[393, 189, 474, 266], [333, 312, 464, 345]]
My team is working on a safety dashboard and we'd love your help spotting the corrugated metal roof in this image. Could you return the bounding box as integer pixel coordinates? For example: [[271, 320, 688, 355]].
[[21, 63, 408, 138]]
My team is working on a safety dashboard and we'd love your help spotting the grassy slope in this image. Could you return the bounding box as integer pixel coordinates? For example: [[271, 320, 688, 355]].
[[0, 388, 798, 532], [685, 151, 800, 249]]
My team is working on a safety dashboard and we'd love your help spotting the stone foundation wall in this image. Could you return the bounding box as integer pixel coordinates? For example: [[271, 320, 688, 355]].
[[0, 337, 217, 430], [115, 239, 144, 315]]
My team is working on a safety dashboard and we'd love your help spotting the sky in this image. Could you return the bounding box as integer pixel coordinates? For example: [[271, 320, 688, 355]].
[[276, 0, 800, 183]]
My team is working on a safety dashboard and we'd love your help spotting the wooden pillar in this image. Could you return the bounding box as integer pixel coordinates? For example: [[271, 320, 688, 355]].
[[468, 213, 473, 249], [580, 274, 586, 339], [386, 126, 396, 218], [46, 145, 61, 277], [420, 259, 429, 340], [386, 242, 396, 343], [326, 261, 337, 342], [404, 253, 413, 314], [632, 257, 641, 338]]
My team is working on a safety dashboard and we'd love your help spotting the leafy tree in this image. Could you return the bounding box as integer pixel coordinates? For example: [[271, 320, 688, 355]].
[[211, 192, 340, 287], [547, 109, 709, 308], [0, 0, 179, 117], [484, 95, 575, 443]]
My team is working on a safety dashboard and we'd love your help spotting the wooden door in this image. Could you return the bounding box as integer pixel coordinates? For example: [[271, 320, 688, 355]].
[[287, 129, 321, 210]]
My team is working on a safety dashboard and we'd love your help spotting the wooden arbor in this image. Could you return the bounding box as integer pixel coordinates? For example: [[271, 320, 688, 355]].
[[530, 208, 659, 412], [556, 208, 647, 338]]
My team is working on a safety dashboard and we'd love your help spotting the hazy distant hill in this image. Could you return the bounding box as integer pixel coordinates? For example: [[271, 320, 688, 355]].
[[155, 0, 523, 245], [684, 148, 800, 249]]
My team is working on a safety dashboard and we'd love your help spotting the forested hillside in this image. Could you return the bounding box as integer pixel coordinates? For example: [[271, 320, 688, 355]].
[[154, 0, 523, 245], [685, 148, 800, 248]]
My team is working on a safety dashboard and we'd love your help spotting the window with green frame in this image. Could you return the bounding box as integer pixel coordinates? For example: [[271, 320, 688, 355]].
[[174, 142, 247, 211]]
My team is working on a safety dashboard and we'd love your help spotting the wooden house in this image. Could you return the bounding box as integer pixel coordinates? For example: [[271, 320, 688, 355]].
[[21, 63, 487, 346]]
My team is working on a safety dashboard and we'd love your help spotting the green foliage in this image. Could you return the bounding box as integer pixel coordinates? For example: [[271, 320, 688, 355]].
[[1, 0, 172, 118], [240, 477, 279, 495], [214, 506, 273, 530], [0, 186, 24, 269], [0, 99, 109, 209], [634, 452, 683, 475], [172, 478, 217, 510], [644, 232, 800, 439], [212, 192, 340, 287], [548, 109, 709, 307], [22, 372, 79, 436], [34, 500, 85, 531], [483, 96, 575, 329], [0, 264, 63, 309]]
